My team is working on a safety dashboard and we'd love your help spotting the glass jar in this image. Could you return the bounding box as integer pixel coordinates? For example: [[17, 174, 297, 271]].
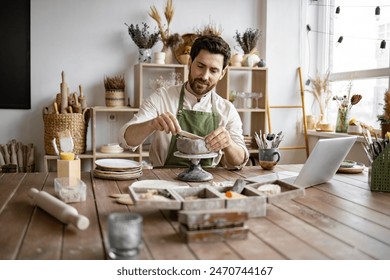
[[336, 108, 350, 133]]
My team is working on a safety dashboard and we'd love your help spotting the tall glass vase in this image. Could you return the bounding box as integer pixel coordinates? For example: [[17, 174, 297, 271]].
[[335, 108, 350, 133]]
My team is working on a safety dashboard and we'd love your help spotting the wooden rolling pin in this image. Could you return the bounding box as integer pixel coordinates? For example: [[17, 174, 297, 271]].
[[28, 188, 90, 230], [60, 71, 68, 114]]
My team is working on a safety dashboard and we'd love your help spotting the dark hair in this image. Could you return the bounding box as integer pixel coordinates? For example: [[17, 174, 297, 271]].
[[190, 35, 231, 69]]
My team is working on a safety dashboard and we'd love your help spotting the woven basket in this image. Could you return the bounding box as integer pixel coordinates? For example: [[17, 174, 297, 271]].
[[105, 90, 125, 107], [370, 143, 390, 192], [43, 108, 90, 155]]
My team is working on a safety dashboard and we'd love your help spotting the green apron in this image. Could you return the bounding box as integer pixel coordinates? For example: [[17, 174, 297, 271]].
[[164, 85, 219, 168]]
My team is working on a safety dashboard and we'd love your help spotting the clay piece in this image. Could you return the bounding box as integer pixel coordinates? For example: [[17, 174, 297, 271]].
[[257, 184, 281, 196], [176, 136, 209, 154]]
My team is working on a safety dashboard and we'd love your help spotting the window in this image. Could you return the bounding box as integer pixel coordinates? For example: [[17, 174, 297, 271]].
[[319, 0, 390, 129]]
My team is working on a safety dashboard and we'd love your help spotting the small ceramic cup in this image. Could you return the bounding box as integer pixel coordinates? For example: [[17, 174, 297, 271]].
[[259, 148, 281, 170], [153, 52, 166, 64]]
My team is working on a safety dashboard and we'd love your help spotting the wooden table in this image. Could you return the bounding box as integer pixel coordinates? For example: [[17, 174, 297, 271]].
[[1, 165, 389, 260]]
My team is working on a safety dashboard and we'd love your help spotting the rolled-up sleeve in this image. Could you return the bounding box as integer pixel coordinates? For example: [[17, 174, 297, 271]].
[[216, 100, 249, 170]]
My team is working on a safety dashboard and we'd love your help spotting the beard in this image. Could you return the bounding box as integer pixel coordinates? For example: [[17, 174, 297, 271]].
[[187, 76, 215, 96]]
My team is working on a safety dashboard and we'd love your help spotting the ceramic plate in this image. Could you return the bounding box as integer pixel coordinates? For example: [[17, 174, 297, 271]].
[[95, 159, 141, 170], [337, 162, 365, 174], [129, 180, 188, 189], [94, 167, 142, 175], [340, 160, 357, 168], [93, 169, 142, 180]]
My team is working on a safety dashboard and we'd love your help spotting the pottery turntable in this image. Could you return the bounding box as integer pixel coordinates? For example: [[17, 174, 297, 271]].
[[173, 151, 218, 182]]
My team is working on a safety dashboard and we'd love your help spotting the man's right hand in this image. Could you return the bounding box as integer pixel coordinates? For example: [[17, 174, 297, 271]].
[[151, 112, 181, 135]]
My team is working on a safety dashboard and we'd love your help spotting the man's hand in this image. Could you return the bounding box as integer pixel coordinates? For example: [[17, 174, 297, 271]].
[[151, 112, 181, 135], [205, 127, 232, 152]]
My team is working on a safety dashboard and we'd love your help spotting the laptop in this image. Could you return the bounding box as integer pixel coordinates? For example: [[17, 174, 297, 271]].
[[247, 136, 357, 188]]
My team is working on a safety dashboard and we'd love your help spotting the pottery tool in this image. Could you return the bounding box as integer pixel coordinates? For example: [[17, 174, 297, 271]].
[[178, 130, 205, 140], [73, 92, 82, 113], [53, 101, 59, 114], [16, 142, 24, 172], [9, 142, 17, 165], [0, 149, 5, 166], [254, 131, 263, 149], [57, 130, 74, 153], [78, 85, 87, 109], [52, 138, 60, 157], [231, 178, 245, 194], [28, 188, 89, 230], [60, 71, 68, 114], [67, 92, 76, 106], [1, 144, 10, 164]]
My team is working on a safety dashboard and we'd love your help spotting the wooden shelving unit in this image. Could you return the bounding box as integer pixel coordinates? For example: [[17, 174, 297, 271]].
[[43, 64, 267, 171], [217, 66, 268, 154]]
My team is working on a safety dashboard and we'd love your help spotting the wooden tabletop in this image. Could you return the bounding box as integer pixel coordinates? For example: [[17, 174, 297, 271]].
[[1, 165, 389, 260]]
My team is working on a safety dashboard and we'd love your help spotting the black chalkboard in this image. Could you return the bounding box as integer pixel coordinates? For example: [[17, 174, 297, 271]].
[[0, 1, 30, 109]]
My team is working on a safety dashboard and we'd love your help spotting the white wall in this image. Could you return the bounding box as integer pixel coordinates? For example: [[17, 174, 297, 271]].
[[266, 0, 307, 163], [0, 0, 307, 171]]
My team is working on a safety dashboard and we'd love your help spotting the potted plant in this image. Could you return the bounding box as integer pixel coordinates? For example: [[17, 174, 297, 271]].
[[233, 28, 261, 67], [104, 74, 126, 107], [332, 80, 362, 133], [377, 89, 390, 139], [125, 22, 160, 63]]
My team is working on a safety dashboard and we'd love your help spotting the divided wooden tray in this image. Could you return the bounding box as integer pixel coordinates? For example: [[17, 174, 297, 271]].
[[128, 179, 305, 213]]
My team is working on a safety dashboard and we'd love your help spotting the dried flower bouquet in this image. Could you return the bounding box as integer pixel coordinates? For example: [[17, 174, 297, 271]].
[[125, 22, 159, 49]]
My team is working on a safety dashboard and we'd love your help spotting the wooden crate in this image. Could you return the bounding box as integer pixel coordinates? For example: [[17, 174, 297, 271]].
[[171, 186, 225, 211], [246, 180, 305, 204], [178, 209, 249, 243], [178, 209, 248, 230], [128, 186, 182, 210], [211, 185, 266, 218], [179, 224, 249, 243]]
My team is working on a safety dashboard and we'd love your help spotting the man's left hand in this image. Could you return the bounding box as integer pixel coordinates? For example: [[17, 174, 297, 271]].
[[205, 127, 232, 152]]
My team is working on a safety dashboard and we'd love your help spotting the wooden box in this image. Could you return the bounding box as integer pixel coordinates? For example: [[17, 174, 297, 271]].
[[171, 186, 225, 211], [212, 185, 267, 218], [178, 209, 248, 243], [57, 159, 80, 179], [246, 179, 305, 204], [128, 187, 182, 210], [178, 209, 248, 230], [179, 224, 249, 243]]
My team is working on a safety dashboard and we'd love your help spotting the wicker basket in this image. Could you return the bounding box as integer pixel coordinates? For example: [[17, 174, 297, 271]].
[[105, 90, 125, 107], [370, 143, 390, 192], [43, 109, 90, 155]]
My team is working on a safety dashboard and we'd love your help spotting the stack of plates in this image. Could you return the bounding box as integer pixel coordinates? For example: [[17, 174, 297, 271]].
[[93, 159, 142, 180]]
